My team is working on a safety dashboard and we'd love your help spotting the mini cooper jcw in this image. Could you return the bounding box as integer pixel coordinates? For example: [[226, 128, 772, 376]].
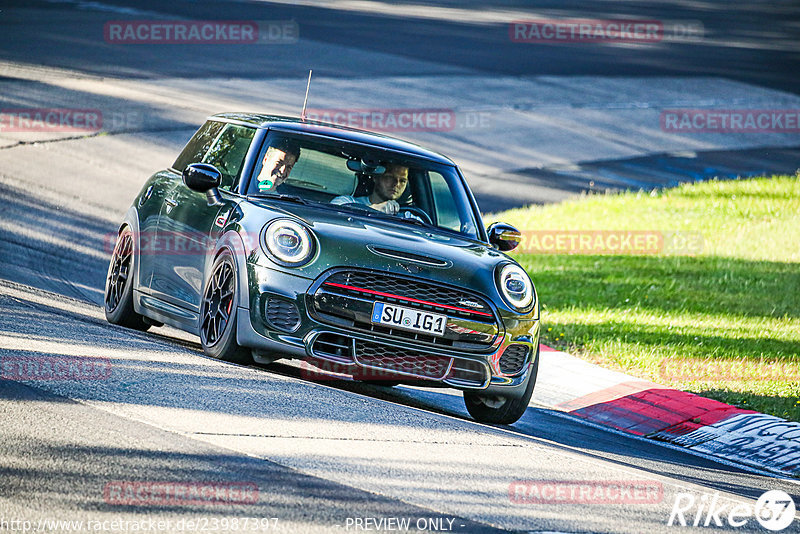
[[105, 113, 540, 424]]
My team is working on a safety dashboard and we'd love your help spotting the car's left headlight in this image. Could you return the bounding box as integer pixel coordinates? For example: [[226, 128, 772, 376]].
[[496, 263, 534, 311], [262, 219, 315, 267]]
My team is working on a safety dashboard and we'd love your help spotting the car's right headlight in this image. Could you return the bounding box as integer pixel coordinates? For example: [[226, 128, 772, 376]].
[[496, 263, 534, 311], [261, 219, 315, 267]]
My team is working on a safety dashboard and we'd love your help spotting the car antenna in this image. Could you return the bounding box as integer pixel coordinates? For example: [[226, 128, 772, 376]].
[[300, 69, 312, 121]]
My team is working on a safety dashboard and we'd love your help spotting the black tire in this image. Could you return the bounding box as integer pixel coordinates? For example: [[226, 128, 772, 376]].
[[199, 250, 251, 364], [463, 346, 540, 425], [104, 226, 150, 331]]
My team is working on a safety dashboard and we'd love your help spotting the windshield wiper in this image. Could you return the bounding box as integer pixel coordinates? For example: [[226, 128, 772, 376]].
[[254, 197, 437, 230], [248, 193, 309, 205], [329, 203, 380, 217], [337, 204, 434, 229], [394, 215, 432, 229]]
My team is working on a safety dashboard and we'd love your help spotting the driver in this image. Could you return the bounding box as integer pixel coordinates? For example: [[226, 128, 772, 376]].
[[255, 138, 301, 192], [331, 163, 408, 215]]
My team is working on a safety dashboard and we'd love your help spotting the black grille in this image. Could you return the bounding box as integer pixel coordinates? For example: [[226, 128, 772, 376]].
[[324, 270, 493, 318], [310, 270, 500, 350], [311, 333, 354, 362], [446, 359, 489, 387], [265, 298, 301, 332], [355, 340, 452, 379], [499, 344, 529, 375], [309, 332, 488, 387]]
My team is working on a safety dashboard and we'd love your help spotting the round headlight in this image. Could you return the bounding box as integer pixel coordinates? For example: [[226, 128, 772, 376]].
[[497, 263, 534, 310], [262, 219, 315, 267]]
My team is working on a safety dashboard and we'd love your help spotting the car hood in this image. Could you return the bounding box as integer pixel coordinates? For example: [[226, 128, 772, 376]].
[[247, 200, 510, 295]]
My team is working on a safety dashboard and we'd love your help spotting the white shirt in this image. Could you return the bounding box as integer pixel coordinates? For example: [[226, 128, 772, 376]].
[[330, 195, 399, 215]]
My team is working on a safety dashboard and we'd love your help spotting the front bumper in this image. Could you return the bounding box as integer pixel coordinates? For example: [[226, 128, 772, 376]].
[[237, 263, 540, 397]]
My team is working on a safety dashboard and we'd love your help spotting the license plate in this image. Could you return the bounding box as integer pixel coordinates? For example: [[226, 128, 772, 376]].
[[370, 302, 447, 337]]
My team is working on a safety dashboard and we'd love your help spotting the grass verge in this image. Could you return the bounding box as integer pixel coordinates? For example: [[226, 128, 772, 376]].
[[488, 174, 800, 421]]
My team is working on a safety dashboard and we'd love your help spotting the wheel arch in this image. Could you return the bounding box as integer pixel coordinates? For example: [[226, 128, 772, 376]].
[[209, 230, 251, 312], [117, 206, 145, 313]]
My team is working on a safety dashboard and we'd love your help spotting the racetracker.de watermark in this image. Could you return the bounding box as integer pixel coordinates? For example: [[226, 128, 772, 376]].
[[509, 19, 703, 43], [108, 230, 704, 257], [105, 230, 221, 256], [509, 480, 663, 504], [0, 516, 281, 533], [298, 357, 453, 382], [659, 357, 800, 383], [304, 108, 493, 132], [0, 108, 102, 133], [513, 230, 703, 255], [661, 109, 800, 133], [103, 481, 259, 506], [510, 19, 663, 43], [1, 356, 112, 381], [104, 20, 298, 44]]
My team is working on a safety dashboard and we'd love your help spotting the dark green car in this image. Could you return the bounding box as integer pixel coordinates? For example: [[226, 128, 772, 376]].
[[105, 113, 540, 424]]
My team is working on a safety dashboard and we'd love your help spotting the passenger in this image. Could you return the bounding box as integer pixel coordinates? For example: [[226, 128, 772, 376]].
[[331, 163, 409, 215], [255, 139, 301, 192]]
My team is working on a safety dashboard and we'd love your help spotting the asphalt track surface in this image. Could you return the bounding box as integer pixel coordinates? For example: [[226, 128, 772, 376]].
[[3, 0, 799, 91], [1, 1, 799, 533]]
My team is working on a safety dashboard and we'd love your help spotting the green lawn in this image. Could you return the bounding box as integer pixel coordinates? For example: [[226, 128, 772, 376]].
[[488, 174, 800, 421]]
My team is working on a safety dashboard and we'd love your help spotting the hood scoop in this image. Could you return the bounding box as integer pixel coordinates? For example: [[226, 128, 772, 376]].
[[367, 245, 452, 268]]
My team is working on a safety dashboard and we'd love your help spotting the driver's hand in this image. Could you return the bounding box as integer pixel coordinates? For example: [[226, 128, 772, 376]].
[[371, 200, 399, 215], [402, 211, 424, 223]]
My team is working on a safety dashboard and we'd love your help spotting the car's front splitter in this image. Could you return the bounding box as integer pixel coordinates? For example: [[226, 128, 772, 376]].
[[238, 262, 539, 397]]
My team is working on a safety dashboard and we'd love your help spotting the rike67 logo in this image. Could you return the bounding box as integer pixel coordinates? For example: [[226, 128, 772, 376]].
[[668, 490, 796, 531]]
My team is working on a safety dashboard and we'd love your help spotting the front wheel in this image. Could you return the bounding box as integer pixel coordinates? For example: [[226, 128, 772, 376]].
[[199, 250, 251, 364], [104, 226, 150, 331], [463, 346, 539, 425]]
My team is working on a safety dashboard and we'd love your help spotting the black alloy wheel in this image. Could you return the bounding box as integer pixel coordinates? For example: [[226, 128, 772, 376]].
[[199, 250, 251, 363], [104, 227, 149, 330]]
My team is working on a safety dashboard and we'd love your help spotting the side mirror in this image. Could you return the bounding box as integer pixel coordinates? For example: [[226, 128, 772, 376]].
[[183, 163, 222, 205], [487, 222, 522, 252], [183, 163, 221, 192]]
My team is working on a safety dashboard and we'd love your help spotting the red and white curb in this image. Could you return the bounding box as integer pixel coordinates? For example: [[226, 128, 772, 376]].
[[535, 344, 800, 477]]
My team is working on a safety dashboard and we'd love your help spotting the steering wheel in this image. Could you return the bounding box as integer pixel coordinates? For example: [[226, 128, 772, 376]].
[[398, 206, 432, 225]]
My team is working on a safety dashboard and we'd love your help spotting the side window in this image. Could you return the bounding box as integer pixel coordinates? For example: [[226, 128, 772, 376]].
[[429, 171, 461, 232], [248, 135, 356, 199], [202, 124, 256, 191], [282, 149, 356, 196], [172, 121, 224, 173]]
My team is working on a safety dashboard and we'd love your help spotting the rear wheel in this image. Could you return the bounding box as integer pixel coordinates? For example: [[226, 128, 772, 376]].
[[463, 346, 539, 425], [199, 250, 251, 364], [104, 226, 149, 331]]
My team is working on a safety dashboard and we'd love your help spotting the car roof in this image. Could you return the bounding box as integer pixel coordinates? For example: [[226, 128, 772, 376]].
[[211, 113, 455, 165]]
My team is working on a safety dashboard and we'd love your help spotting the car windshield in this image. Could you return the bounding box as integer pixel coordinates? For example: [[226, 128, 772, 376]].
[[246, 133, 479, 239]]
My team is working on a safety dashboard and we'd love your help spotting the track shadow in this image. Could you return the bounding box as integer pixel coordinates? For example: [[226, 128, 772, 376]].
[[0, 181, 115, 304], [0, 381, 504, 533], [1, 0, 798, 93]]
